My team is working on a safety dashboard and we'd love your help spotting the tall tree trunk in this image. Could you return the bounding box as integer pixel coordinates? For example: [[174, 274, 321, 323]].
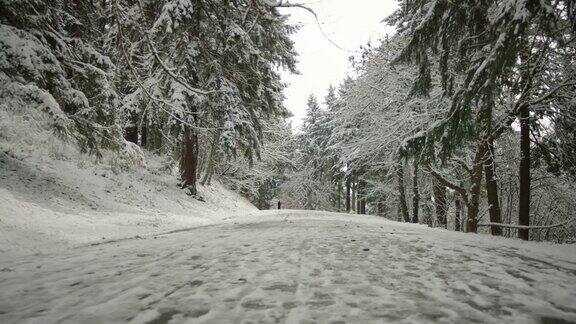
[[358, 180, 366, 215], [345, 176, 351, 212], [201, 131, 219, 186], [378, 200, 386, 217], [484, 139, 502, 235], [140, 115, 148, 147], [257, 185, 267, 210], [424, 194, 433, 227], [124, 111, 139, 144], [518, 103, 531, 240], [433, 180, 447, 228], [466, 141, 488, 233], [397, 160, 410, 222], [454, 197, 462, 231], [336, 179, 342, 211], [412, 162, 419, 223], [358, 179, 366, 214], [180, 126, 199, 196], [351, 176, 357, 213]]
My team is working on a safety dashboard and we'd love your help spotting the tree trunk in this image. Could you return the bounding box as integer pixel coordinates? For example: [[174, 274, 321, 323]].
[[359, 179, 366, 214], [124, 111, 139, 144], [140, 115, 148, 147], [345, 177, 351, 212], [357, 179, 366, 214], [201, 131, 219, 186], [411, 162, 419, 223], [351, 177, 357, 213], [257, 185, 267, 210], [424, 196, 433, 227], [518, 103, 531, 240], [455, 198, 462, 231], [466, 141, 488, 233], [433, 180, 447, 228], [180, 126, 199, 196], [397, 160, 410, 222], [378, 200, 386, 217], [124, 125, 138, 144], [336, 179, 342, 212], [484, 139, 502, 236]]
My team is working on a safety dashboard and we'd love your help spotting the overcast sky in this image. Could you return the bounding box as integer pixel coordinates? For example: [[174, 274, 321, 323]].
[[278, 0, 399, 130]]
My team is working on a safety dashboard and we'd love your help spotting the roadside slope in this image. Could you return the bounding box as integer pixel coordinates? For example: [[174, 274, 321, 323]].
[[0, 148, 256, 257]]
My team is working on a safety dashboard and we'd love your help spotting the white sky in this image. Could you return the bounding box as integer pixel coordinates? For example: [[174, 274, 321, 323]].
[[278, 0, 399, 130]]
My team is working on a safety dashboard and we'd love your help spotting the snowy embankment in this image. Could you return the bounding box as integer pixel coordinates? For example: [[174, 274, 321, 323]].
[[0, 142, 256, 258]]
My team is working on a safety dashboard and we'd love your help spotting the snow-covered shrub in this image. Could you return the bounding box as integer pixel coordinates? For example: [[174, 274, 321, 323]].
[[0, 85, 78, 161], [108, 141, 147, 173]]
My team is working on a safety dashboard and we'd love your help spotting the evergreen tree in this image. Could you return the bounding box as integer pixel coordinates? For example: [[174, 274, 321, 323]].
[[111, 0, 298, 196], [0, 0, 120, 156]]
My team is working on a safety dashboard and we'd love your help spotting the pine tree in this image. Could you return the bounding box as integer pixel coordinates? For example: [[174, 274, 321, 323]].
[[0, 0, 120, 156], [111, 0, 298, 196], [389, 0, 576, 235]]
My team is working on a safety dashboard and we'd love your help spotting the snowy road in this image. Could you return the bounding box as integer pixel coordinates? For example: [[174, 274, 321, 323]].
[[1, 211, 576, 324]]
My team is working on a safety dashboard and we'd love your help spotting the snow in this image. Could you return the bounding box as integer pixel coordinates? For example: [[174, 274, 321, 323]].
[[1, 211, 575, 323], [0, 124, 256, 258], [1, 99, 575, 323]]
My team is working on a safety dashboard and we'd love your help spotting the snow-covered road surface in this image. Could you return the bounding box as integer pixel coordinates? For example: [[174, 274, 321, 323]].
[[1, 211, 575, 324]]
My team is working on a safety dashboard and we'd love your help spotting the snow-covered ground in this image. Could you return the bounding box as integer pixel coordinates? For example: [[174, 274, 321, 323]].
[[1, 210, 576, 324], [1, 113, 576, 324], [0, 106, 257, 258], [0, 147, 256, 257]]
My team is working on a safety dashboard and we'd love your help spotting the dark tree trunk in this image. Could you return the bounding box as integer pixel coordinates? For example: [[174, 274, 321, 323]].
[[397, 160, 410, 222], [345, 177, 351, 212], [201, 131, 219, 186], [124, 111, 139, 144], [140, 115, 148, 147], [518, 104, 531, 240], [140, 126, 147, 147], [351, 176, 357, 213], [433, 180, 447, 228], [257, 185, 267, 210], [378, 201, 386, 217], [412, 162, 419, 223], [336, 179, 342, 211], [484, 139, 502, 236], [424, 197, 433, 227], [124, 126, 138, 144], [455, 198, 462, 231], [466, 141, 488, 233], [359, 179, 366, 215], [180, 127, 198, 196]]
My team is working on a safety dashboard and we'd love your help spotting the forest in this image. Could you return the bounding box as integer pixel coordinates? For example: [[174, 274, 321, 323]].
[[1, 0, 575, 244], [278, 1, 576, 243], [2, 1, 576, 323]]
